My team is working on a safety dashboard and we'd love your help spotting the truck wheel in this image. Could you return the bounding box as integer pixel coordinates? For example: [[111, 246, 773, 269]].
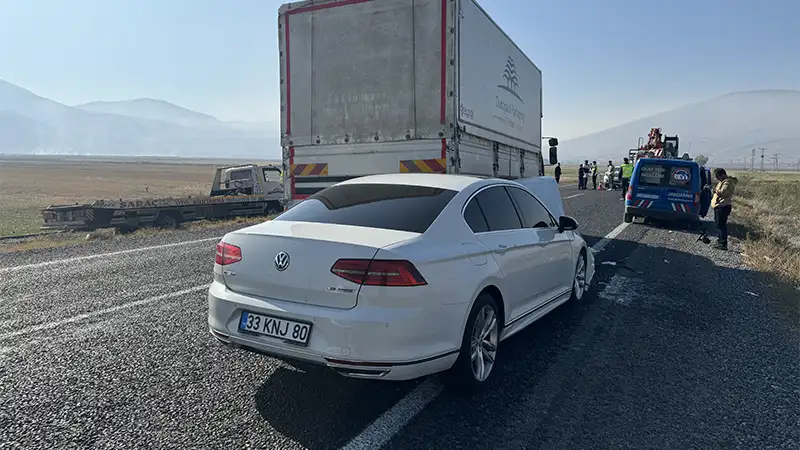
[[265, 202, 282, 215], [114, 226, 135, 235], [623, 213, 633, 223], [155, 213, 181, 229]]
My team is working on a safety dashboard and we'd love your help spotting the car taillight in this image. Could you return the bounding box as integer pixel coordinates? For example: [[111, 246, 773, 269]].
[[331, 259, 427, 287], [694, 193, 700, 205], [215, 241, 242, 265], [626, 187, 633, 201]]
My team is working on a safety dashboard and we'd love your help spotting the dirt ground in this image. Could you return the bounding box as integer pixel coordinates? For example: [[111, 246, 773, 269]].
[[0, 155, 277, 236]]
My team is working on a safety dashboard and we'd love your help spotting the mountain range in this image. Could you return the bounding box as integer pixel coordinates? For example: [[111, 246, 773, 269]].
[[1, 79, 798, 166], [559, 89, 800, 167], [0, 79, 279, 158]]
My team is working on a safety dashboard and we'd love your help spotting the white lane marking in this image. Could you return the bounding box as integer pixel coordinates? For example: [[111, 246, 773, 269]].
[[563, 193, 584, 199], [340, 379, 442, 450], [0, 237, 220, 274], [339, 221, 632, 450], [0, 285, 208, 340], [591, 222, 630, 252]]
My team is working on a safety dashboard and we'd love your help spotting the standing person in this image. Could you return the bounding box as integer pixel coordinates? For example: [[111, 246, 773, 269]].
[[620, 157, 634, 199], [583, 160, 590, 190], [591, 161, 598, 190], [584, 160, 589, 189], [606, 160, 615, 190], [554, 163, 562, 184], [710, 168, 737, 250], [578, 164, 584, 189]]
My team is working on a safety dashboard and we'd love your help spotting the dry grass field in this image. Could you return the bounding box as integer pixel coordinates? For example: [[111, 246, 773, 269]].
[[0, 156, 278, 237], [3, 156, 797, 285], [730, 170, 800, 284]]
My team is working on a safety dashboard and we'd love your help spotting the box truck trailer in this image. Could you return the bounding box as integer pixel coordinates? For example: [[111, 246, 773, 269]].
[[278, 0, 558, 203]]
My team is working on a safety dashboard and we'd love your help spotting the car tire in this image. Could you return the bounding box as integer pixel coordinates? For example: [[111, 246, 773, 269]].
[[570, 251, 588, 302], [623, 213, 633, 223], [443, 293, 501, 391]]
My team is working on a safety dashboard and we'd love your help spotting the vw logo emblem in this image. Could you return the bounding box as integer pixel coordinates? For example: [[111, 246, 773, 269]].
[[274, 251, 290, 271]]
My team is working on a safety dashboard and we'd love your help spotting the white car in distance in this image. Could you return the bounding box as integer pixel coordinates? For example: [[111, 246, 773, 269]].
[[208, 173, 594, 389]]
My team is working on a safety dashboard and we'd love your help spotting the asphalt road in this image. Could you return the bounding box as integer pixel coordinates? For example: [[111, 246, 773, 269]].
[[1, 184, 797, 450]]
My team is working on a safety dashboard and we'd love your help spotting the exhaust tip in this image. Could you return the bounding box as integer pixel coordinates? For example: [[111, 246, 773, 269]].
[[329, 366, 390, 378], [209, 328, 231, 344]]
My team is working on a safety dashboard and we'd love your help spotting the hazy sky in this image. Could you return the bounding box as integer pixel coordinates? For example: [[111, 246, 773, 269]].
[[1, 0, 797, 139]]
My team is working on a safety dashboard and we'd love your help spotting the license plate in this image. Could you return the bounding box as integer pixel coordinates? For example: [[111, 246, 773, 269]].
[[238, 311, 311, 346]]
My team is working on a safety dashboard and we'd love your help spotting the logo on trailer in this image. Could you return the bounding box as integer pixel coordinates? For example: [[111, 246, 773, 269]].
[[497, 56, 523, 103], [274, 251, 290, 271], [672, 168, 690, 183]]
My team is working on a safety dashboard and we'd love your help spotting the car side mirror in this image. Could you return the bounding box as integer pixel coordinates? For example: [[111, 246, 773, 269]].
[[558, 215, 578, 233], [549, 146, 558, 165]]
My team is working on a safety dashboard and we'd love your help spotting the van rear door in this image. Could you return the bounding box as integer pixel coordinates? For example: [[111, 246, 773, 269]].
[[634, 162, 697, 214]]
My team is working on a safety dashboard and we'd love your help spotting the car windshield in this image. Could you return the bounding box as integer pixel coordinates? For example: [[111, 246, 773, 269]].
[[274, 183, 457, 233], [637, 163, 693, 189]]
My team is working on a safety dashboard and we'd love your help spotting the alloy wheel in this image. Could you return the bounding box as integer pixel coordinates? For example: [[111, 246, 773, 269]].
[[470, 305, 499, 382], [574, 255, 587, 300]]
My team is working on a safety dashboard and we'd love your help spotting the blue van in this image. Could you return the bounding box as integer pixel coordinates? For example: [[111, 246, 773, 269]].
[[623, 158, 711, 227]]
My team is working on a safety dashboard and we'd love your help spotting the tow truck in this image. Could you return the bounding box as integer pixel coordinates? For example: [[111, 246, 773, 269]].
[[630, 127, 682, 163], [41, 164, 285, 232]]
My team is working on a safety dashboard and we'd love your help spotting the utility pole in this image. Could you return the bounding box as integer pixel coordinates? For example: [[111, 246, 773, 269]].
[[759, 147, 767, 171], [751, 148, 756, 171], [769, 154, 780, 172]]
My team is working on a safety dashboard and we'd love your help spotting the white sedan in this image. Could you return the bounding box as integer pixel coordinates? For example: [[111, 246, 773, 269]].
[[207, 173, 594, 389]]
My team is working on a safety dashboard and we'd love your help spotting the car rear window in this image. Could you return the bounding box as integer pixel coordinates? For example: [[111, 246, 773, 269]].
[[275, 183, 458, 233], [637, 163, 693, 189]]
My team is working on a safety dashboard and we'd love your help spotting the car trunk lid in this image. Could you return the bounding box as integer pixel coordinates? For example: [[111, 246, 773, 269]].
[[219, 220, 419, 309]]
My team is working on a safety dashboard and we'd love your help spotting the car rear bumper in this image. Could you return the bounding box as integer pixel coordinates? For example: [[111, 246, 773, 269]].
[[207, 281, 462, 381], [625, 206, 698, 221]]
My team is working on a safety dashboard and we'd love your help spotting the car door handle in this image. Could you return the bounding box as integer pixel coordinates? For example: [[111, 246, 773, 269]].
[[494, 244, 511, 254]]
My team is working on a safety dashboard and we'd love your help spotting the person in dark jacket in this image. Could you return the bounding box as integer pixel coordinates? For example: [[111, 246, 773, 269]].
[[554, 163, 562, 183]]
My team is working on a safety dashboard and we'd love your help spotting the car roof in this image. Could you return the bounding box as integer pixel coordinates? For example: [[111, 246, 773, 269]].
[[338, 173, 484, 191]]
